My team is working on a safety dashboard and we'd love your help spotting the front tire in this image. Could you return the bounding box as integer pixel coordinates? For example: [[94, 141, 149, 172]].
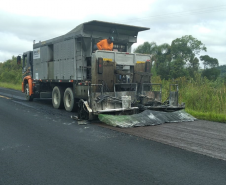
[[52, 86, 64, 109], [25, 84, 33, 101], [64, 87, 75, 112]]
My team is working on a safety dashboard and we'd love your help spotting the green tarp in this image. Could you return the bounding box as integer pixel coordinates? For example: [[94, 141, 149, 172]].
[[98, 110, 196, 128]]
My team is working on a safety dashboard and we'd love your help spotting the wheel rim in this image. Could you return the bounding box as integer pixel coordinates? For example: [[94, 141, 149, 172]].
[[65, 93, 71, 108], [53, 91, 59, 105], [25, 86, 29, 96]]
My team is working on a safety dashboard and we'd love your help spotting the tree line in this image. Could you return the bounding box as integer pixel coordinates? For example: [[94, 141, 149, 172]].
[[134, 35, 222, 81], [0, 56, 21, 84]]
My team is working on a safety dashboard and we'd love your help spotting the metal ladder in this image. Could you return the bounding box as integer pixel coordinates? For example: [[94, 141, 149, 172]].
[[75, 39, 85, 80]]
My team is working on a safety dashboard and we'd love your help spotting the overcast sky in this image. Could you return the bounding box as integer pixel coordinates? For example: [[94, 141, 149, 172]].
[[0, 0, 225, 66]]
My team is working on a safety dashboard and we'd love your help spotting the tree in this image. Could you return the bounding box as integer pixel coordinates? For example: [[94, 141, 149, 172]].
[[187, 57, 199, 78], [155, 43, 171, 79], [134, 35, 209, 80], [171, 35, 206, 77], [170, 58, 188, 79], [202, 68, 220, 81], [200, 55, 219, 69], [200, 55, 220, 81], [171, 35, 207, 63], [134, 42, 153, 54], [216, 65, 226, 78], [134, 42, 172, 79]]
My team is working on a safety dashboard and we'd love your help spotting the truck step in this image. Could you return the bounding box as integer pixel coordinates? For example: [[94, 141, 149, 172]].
[[40, 92, 52, 98]]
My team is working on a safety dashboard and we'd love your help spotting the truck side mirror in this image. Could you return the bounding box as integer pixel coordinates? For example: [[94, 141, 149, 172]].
[[17, 56, 21, 65]]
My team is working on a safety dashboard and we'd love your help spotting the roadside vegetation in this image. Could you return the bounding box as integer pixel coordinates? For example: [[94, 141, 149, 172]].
[[0, 56, 21, 90], [151, 75, 226, 123], [135, 35, 226, 123], [0, 35, 226, 122], [0, 82, 21, 90]]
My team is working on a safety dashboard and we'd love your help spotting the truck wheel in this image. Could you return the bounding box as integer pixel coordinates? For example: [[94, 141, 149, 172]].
[[52, 86, 64, 109], [64, 87, 75, 112], [25, 84, 33, 101]]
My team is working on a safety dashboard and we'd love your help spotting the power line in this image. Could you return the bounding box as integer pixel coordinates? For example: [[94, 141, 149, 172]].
[[119, 5, 226, 24]]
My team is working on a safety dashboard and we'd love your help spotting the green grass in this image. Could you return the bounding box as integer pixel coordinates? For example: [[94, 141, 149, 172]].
[[152, 75, 226, 123], [186, 109, 226, 123], [0, 82, 21, 91]]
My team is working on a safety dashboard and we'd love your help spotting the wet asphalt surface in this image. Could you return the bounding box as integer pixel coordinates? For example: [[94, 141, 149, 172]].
[[0, 87, 226, 185]]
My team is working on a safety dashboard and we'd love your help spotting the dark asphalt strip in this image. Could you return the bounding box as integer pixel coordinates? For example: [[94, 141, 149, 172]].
[[0, 97, 226, 185]]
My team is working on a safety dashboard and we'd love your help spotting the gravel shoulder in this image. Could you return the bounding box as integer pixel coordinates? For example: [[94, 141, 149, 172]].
[[98, 120, 226, 161]]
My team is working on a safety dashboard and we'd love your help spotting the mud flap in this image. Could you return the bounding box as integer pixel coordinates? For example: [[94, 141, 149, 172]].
[[98, 110, 196, 128], [78, 99, 94, 120]]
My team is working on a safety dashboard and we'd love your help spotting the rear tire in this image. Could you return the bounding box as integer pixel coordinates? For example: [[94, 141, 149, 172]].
[[64, 87, 75, 112], [52, 86, 64, 109], [25, 84, 33, 101]]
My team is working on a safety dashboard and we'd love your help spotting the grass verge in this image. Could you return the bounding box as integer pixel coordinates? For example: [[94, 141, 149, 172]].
[[186, 109, 226, 123], [0, 82, 21, 91]]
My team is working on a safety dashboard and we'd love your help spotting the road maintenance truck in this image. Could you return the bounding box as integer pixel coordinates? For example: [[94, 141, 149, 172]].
[[17, 20, 185, 122]]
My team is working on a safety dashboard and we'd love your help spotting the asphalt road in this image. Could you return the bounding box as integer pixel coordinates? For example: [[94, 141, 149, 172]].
[[0, 87, 226, 185]]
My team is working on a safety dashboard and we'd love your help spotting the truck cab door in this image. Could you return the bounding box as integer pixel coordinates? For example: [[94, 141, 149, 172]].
[[22, 51, 33, 79]]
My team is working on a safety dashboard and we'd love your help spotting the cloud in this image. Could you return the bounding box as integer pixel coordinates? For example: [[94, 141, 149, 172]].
[[0, 32, 31, 52], [0, 0, 155, 19], [0, 0, 225, 66]]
